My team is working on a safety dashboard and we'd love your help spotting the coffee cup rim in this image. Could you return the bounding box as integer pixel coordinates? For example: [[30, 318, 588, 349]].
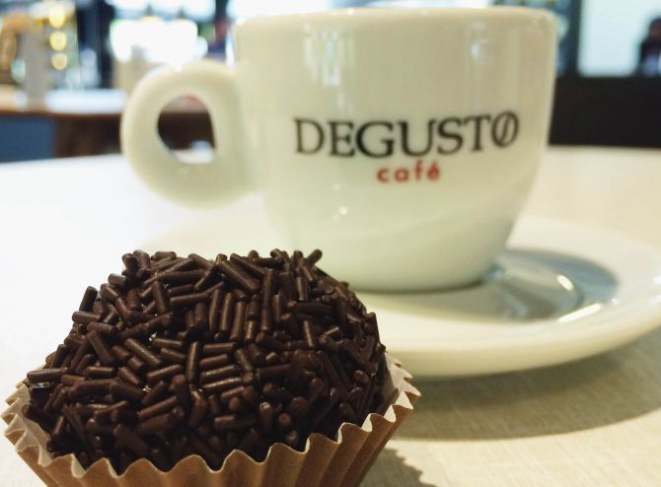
[[236, 6, 554, 28]]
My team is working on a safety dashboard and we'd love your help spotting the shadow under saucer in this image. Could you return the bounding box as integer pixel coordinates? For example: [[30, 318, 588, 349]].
[[397, 327, 661, 440]]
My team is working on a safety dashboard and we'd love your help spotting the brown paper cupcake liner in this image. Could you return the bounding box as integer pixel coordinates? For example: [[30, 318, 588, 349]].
[[3, 354, 419, 487]]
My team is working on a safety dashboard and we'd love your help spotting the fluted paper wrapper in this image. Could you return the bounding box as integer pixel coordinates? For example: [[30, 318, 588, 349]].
[[4, 354, 418, 487]]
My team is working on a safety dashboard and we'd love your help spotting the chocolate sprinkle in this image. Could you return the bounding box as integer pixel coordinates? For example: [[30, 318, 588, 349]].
[[24, 249, 386, 473]]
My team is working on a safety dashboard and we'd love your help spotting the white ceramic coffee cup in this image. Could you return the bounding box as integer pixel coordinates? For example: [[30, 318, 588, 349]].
[[121, 7, 556, 292]]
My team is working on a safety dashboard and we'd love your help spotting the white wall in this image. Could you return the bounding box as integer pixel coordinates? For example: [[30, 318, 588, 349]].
[[580, 0, 661, 75]]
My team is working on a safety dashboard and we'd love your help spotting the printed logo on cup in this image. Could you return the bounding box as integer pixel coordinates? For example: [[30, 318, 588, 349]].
[[294, 111, 520, 183]]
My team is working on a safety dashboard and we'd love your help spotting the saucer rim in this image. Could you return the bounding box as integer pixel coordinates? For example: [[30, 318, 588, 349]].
[[368, 216, 661, 373]]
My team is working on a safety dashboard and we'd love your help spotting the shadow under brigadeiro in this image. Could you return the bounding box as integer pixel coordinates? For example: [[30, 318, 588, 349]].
[[363, 448, 437, 487]]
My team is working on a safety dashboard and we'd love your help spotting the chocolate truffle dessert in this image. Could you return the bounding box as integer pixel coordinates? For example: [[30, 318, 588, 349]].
[[22, 249, 388, 474]]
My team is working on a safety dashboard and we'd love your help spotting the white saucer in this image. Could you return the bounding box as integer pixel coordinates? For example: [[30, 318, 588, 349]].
[[144, 200, 661, 377]]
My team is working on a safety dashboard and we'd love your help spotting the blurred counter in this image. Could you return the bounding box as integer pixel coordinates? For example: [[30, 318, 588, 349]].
[[0, 88, 126, 116], [0, 88, 213, 161]]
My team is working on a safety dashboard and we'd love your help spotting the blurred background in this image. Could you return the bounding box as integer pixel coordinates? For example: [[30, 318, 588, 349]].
[[0, 0, 658, 162]]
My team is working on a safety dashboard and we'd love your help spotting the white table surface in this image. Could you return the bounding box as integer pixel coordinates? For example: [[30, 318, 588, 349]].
[[1, 146, 661, 486]]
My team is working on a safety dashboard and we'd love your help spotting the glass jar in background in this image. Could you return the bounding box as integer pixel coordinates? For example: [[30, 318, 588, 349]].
[[27, 1, 81, 91]]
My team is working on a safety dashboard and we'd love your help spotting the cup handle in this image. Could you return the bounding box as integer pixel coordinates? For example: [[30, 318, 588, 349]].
[[121, 60, 248, 206]]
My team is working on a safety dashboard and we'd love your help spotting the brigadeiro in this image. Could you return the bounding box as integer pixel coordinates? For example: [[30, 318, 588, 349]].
[[4, 249, 418, 487]]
